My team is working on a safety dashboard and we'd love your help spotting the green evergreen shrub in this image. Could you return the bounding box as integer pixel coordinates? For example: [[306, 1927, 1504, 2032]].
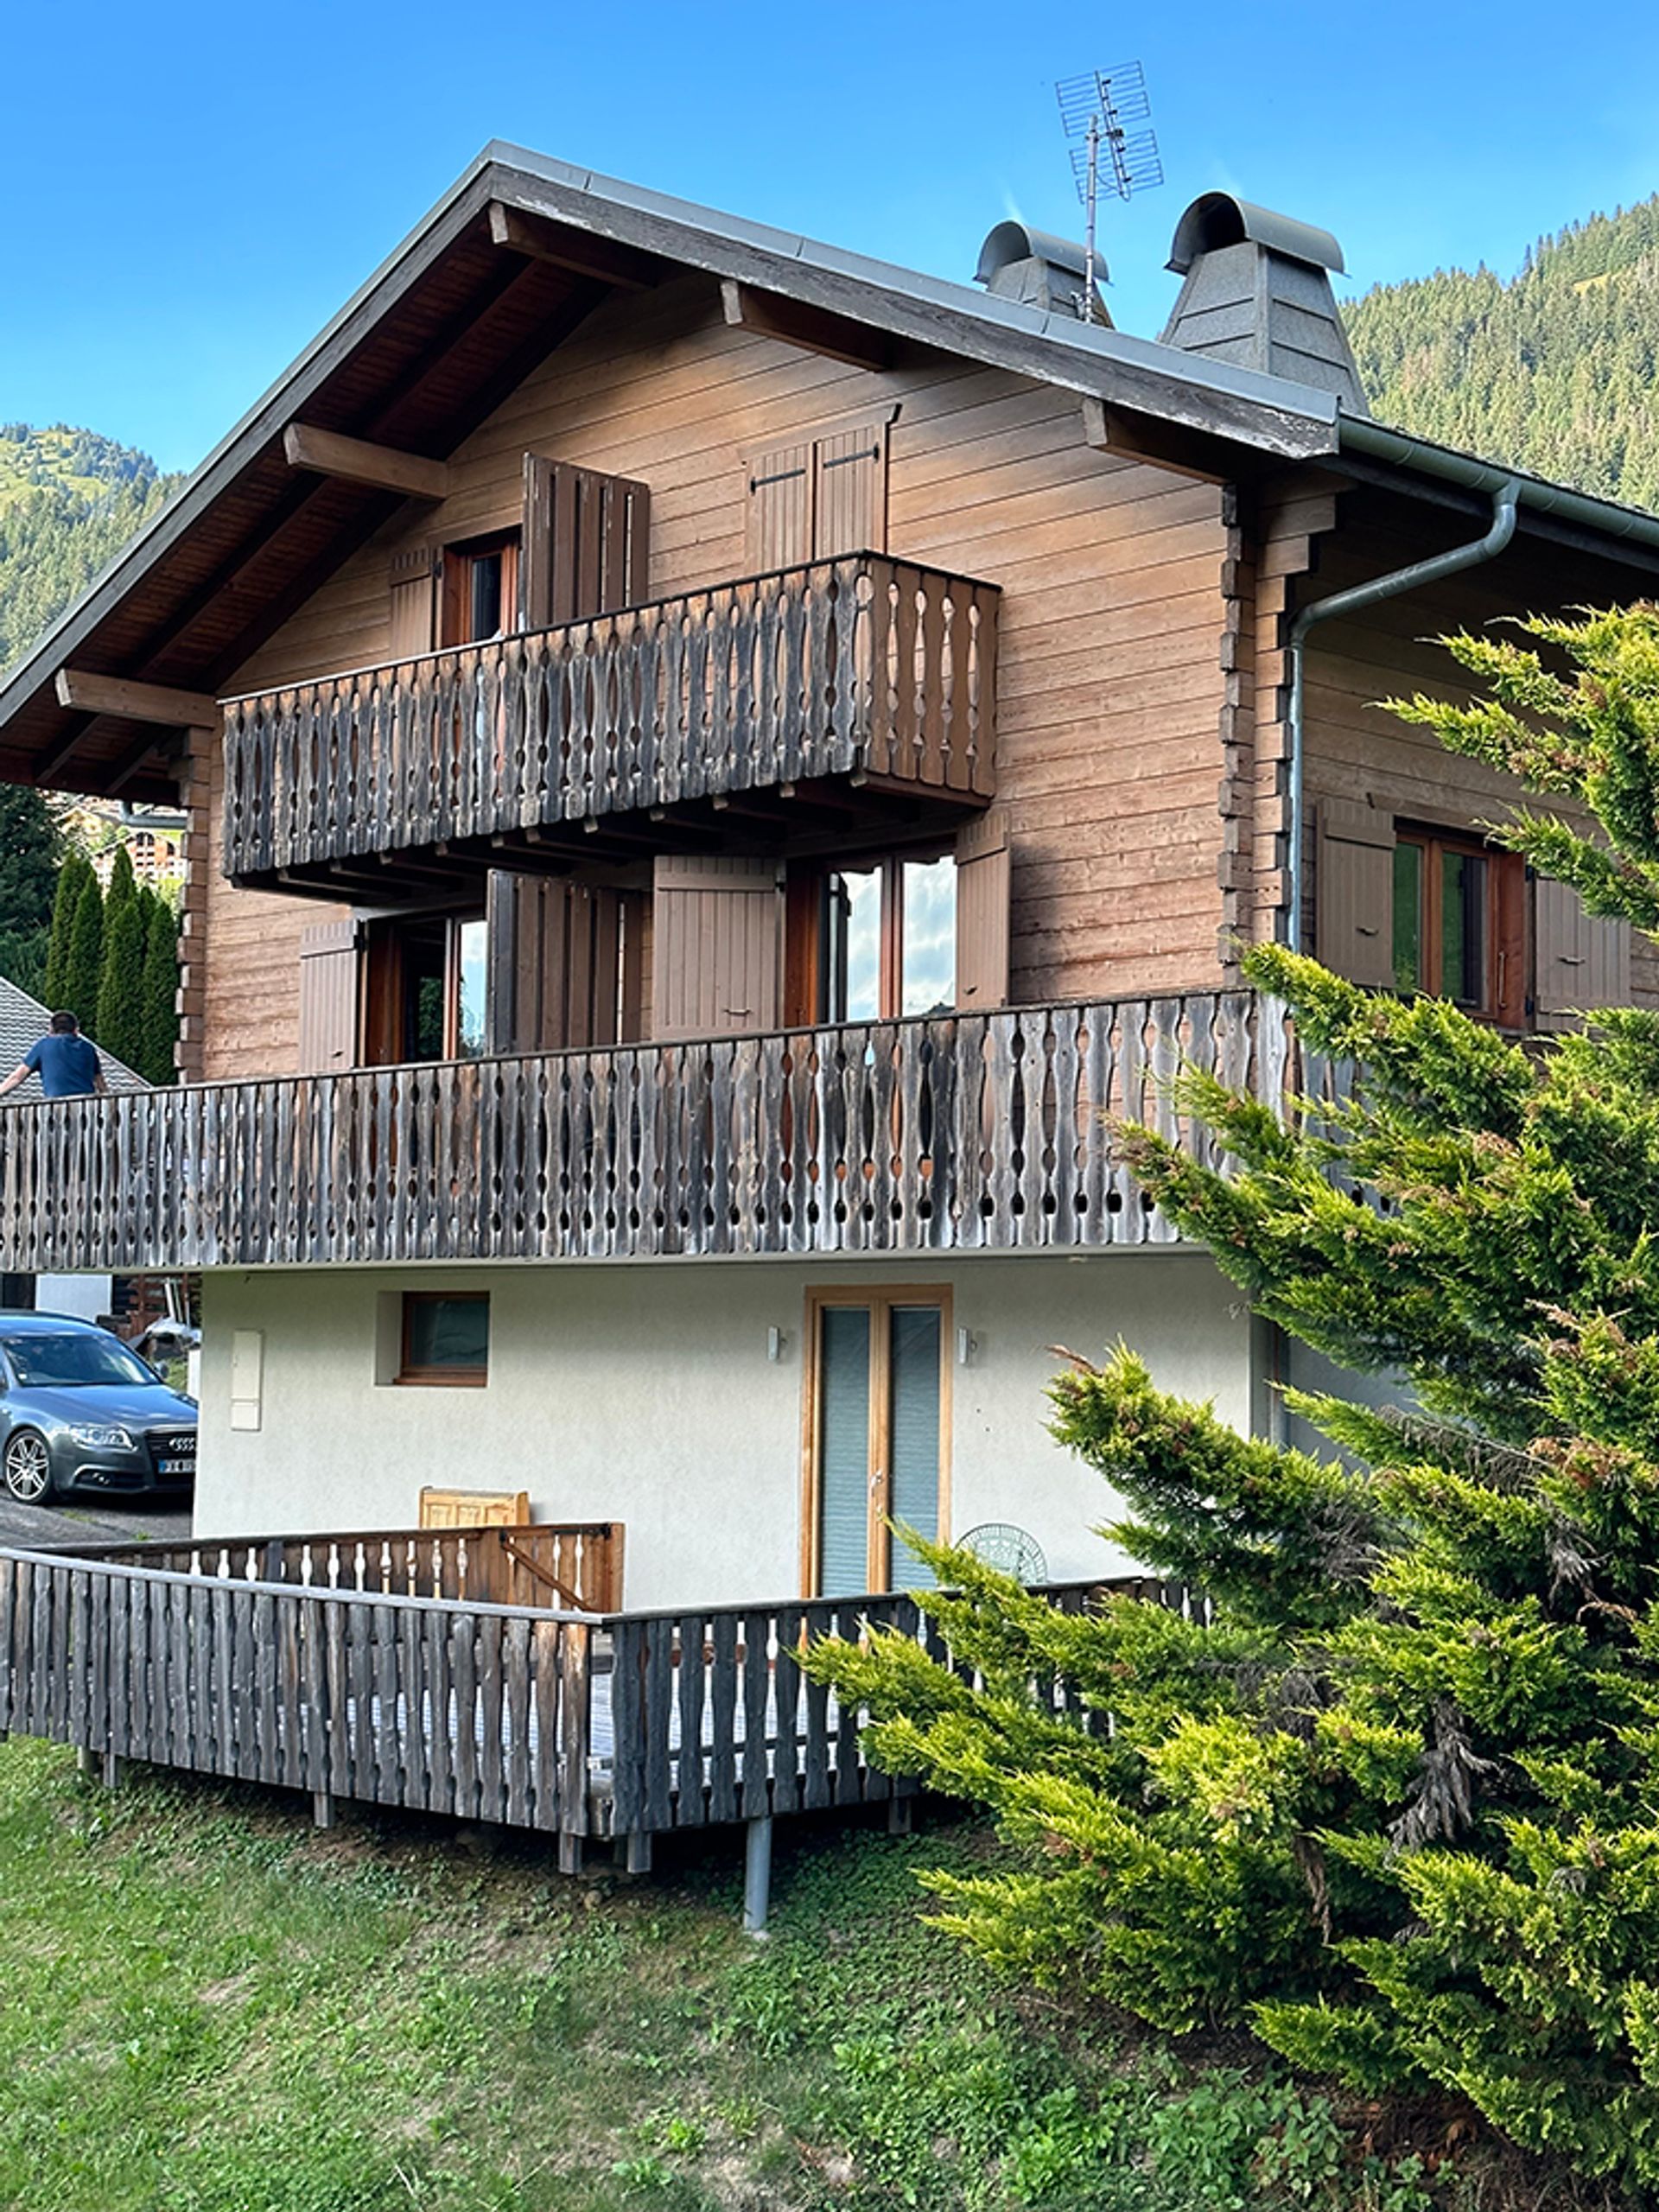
[[95, 871, 146, 1073], [138, 890, 179, 1084], [43, 850, 88, 1007], [810, 604, 1659, 2194]]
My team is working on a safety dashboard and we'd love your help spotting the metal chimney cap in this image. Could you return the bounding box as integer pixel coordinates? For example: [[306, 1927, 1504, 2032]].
[[1166, 194, 1344, 276], [976, 219, 1096, 288]]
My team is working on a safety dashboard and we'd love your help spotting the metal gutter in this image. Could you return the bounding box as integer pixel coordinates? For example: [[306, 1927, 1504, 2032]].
[[1285, 476, 1520, 953], [1339, 416, 1659, 556]]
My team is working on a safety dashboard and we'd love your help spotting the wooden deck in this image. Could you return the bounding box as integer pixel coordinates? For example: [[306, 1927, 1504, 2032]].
[[0, 988, 1291, 1275], [0, 1528, 1166, 1892], [220, 553, 999, 893]]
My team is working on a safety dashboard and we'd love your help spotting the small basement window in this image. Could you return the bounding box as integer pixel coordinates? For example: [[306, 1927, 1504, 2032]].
[[397, 1293, 490, 1386]]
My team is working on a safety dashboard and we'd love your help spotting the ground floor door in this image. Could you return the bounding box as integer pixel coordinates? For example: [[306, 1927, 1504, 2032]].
[[804, 1287, 950, 1596]]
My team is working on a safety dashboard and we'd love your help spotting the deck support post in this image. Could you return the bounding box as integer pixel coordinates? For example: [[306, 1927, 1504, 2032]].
[[742, 1815, 773, 1938], [615, 1832, 652, 1874], [557, 1832, 583, 1877], [313, 1790, 336, 1830], [77, 1745, 98, 1778], [887, 1794, 914, 1836], [102, 1751, 123, 1789]]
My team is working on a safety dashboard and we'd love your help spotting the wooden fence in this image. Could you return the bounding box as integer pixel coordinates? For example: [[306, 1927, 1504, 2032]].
[[0, 1541, 1187, 1865], [220, 553, 999, 880], [57, 1520, 626, 1615], [0, 989, 1292, 1275]]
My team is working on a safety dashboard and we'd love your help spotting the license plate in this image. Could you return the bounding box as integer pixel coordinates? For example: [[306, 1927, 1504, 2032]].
[[159, 1459, 193, 1475]]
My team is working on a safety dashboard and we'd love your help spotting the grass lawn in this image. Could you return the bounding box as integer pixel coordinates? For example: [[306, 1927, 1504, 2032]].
[[0, 1738, 1619, 2212]]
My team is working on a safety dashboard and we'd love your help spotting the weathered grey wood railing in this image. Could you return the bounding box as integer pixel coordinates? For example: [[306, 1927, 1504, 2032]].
[[221, 553, 999, 880], [0, 1541, 1181, 1873], [0, 990, 1291, 1274], [56, 1520, 626, 1615]]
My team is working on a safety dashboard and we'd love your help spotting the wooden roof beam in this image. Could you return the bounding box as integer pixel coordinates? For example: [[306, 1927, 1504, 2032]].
[[54, 670, 220, 728], [720, 280, 893, 372], [283, 423, 451, 501], [486, 201, 664, 291], [1081, 397, 1234, 485]]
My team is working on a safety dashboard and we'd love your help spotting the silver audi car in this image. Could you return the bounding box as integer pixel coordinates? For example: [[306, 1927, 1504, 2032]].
[[0, 1312, 197, 1505]]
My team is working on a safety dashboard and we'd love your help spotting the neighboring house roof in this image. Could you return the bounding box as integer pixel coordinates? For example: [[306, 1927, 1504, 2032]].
[[0, 977, 145, 1101], [5, 140, 1659, 805]]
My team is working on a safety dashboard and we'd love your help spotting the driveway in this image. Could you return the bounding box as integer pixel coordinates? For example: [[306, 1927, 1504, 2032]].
[[0, 1493, 194, 1552]]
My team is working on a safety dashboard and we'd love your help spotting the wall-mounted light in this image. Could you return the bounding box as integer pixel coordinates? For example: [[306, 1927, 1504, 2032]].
[[957, 1327, 976, 1368], [767, 1326, 786, 1363]]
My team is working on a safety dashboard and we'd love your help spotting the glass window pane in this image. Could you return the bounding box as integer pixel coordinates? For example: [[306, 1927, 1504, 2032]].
[[817, 1306, 872, 1596], [455, 918, 487, 1060], [468, 551, 503, 641], [900, 858, 957, 1016], [406, 1295, 488, 1373], [838, 868, 883, 1022], [887, 1306, 942, 1592], [1441, 851, 1485, 1006], [1392, 842, 1423, 993]]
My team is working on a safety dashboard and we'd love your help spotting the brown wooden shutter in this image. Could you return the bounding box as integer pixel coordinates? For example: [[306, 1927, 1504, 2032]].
[[297, 918, 359, 1072], [955, 812, 1011, 1010], [747, 442, 814, 570], [521, 455, 650, 628], [486, 872, 647, 1053], [651, 856, 782, 1039], [1316, 798, 1395, 989], [1534, 874, 1632, 1031], [388, 544, 439, 658], [813, 421, 888, 557]]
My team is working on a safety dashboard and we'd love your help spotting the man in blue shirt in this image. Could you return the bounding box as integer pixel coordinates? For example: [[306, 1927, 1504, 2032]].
[[0, 1011, 108, 1101]]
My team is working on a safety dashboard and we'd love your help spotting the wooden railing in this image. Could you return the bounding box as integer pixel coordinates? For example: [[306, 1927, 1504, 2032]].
[[0, 990, 1290, 1274], [221, 554, 999, 880], [54, 1521, 626, 1615], [0, 1540, 1185, 1853]]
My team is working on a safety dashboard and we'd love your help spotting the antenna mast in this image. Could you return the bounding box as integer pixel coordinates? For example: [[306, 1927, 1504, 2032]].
[[1055, 63, 1165, 321]]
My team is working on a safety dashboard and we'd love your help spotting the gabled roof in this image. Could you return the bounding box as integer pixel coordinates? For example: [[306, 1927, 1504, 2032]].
[[8, 141, 1659, 807], [0, 976, 144, 1099]]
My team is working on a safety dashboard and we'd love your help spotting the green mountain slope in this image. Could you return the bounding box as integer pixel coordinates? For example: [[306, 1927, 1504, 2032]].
[[0, 423, 177, 675], [1344, 197, 1659, 511]]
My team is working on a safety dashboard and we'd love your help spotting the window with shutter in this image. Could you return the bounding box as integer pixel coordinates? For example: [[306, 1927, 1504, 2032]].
[[784, 827, 1006, 1024], [521, 454, 650, 628], [1534, 875, 1631, 1032], [297, 918, 360, 1073], [745, 414, 892, 570], [651, 856, 781, 1039]]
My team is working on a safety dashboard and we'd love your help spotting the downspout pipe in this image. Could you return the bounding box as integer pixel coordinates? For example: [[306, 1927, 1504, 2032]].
[[1284, 477, 1520, 951]]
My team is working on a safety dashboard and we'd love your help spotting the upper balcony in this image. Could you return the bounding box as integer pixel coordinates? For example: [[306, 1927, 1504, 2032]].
[[221, 553, 1000, 896]]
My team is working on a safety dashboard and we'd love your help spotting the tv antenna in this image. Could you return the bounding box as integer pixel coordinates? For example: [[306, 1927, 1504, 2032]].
[[1055, 63, 1165, 321]]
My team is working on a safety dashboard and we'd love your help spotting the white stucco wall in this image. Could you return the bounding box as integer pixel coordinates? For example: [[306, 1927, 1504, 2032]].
[[194, 1252, 1254, 1611]]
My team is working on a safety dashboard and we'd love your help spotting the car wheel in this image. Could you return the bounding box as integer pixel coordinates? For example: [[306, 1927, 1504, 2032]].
[[3, 1429, 54, 1506]]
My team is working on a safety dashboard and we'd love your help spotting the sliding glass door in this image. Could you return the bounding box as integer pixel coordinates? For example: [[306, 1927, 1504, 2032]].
[[805, 1288, 950, 1596]]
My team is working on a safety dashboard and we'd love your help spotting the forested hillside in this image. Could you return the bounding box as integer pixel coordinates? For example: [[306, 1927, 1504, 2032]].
[[1345, 194, 1659, 509], [0, 423, 175, 674]]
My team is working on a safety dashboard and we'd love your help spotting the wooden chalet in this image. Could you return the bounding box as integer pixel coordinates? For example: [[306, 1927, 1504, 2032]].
[[3, 149, 1659, 1893]]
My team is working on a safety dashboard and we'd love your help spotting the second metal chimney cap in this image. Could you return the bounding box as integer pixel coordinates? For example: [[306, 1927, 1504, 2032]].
[[1167, 194, 1345, 276]]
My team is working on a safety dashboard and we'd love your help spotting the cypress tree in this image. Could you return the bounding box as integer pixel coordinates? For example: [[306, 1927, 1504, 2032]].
[[42, 850, 87, 1007], [61, 868, 103, 1036], [95, 880, 147, 1073], [102, 842, 137, 935], [811, 604, 1659, 2196], [138, 892, 179, 1084]]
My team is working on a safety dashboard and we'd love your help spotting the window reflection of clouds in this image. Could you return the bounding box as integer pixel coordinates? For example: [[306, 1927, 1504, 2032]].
[[844, 868, 882, 1020], [457, 918, 488, 1058], [902, 857, 956, 1015]]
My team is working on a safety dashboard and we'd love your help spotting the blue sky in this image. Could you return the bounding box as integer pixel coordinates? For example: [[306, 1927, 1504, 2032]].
[[9, 0, 1659, 474]]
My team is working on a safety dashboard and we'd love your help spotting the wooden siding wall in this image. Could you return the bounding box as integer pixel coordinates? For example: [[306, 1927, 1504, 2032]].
[[200, 276, 1234, 1079], [1286, 486, 1659, 1007]]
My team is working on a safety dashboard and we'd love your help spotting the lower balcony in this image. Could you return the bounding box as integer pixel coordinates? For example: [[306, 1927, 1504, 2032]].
[[0, 990, 1287, 1274]]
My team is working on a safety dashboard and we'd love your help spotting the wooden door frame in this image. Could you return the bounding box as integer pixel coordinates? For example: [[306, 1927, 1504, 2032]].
[[798, 1283, 953, 1597]]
